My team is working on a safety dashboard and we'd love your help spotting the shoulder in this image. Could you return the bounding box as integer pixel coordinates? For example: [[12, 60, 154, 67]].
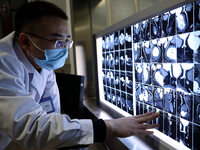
[[0, 32, 25, 76], [0, 51, 25, 77]]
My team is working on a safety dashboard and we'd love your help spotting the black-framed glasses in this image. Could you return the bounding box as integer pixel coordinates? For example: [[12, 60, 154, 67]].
[[26, 32, 73, 49]]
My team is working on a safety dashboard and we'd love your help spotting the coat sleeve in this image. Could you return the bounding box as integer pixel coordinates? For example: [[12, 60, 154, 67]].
[[0, 52, 94, 149]]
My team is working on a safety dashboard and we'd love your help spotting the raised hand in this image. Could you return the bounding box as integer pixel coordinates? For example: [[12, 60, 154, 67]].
[[104, 112, 160, 137]]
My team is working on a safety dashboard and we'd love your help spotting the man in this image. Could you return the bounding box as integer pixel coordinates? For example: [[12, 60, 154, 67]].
[[0, 1, 160, 150]]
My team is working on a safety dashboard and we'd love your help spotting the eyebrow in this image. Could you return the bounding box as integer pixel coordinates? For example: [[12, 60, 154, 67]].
[[50, 33, 71, 39]]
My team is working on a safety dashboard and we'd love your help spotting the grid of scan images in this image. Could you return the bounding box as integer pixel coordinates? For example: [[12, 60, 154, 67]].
[[100, 0, 200, 149]]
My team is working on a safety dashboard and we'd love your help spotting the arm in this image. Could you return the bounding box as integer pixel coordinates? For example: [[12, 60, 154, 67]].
[[104, 112, 160, 138], [0, 53, 93, 149]]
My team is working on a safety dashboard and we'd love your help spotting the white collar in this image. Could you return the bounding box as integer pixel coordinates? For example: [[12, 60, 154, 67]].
[[13, 39, 36, 74]]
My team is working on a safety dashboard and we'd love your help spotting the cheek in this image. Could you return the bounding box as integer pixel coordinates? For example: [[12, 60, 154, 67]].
[[30, 47, 46, 60]]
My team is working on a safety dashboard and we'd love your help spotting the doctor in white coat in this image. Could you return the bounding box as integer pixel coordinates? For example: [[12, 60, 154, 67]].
[[0, 1, 160, 150]]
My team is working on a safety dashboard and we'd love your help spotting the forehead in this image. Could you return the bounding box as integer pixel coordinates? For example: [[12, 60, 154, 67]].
[[33, 15, 69, 38]]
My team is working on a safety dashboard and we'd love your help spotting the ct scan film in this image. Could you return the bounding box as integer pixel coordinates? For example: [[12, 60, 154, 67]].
[[96, 0, 200, 149]]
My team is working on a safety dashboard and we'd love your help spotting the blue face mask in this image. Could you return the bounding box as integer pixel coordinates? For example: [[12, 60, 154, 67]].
[[28, 35, 69, 70], [34, 48, 68, 70]]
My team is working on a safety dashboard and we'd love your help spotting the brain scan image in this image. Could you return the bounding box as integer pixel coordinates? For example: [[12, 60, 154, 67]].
[[114, 31, 119, 50], [111, 89, 116, 105], [133, 23, 141, 43], [155, 109, 164, 132], [194, 64, 200, 94], [120, 51, 125, 70], [110, 71, 115, 88], [142, 41, 151, 63], [105, 92, 109, 102], [153, 87, 164, 109], [195, 0, 200, 31], [105, 71, 112, 87], [102, 37, 106, 52], [105, 53, 109, 68], [136, 100, 144, 115], [114, 52, 120, 70], [164, 88, 176, 115], [194, 95, 200, 124], [106, 52, 115, 69], [144, 104, 154, 124], [144, 104, 153, 118], [108, 34, 114, 50], [99, 1, 200, 149], [192, 31, 200, 63], [110, 53, 115, 69], [176, 3, 193, 34], [144, 104, 153, 114], [102, 53, 106, 68], [119, 29, 125, 49], [177, 92, 192, 121], [164, 112, 177, 140], [106, 88, 111, 103], [102, 70, 107, 85], [120, 71, 126, 92], [152, 63, 164, 87], [141, 20, 150, 41], [121, 92, 127, 111], [177, 33, 193, 63], [151, 39, 162, 63], [142, 63, 151, 84], [194, 124, 200, 150], [135, 63, 143, 83], [104, 36, 110, 51], [114, 71, 120, 89], [151, 15, 162, 39], [162, 10, 176, 37], [127, 94, 133, 115], [163, 36, 177, 63], [163, 63, 177, 90], [104, 86, 107, 98], [176, 63, 193, 93], [134, 42, 142, 63], [125, 26, 132, 49], [142, 85, 153, 105], [135, 83, 142, 102], [177, 118, 192, 149], [136, 84, 151, 104], [126, 72, 133, 94], [116, 90, 121, 108], [125, 50, 133, 71]]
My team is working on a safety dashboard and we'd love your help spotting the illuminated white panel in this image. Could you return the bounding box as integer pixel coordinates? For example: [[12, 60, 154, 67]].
[[96, 37, 104, 102], [95, 1, 200, 150]]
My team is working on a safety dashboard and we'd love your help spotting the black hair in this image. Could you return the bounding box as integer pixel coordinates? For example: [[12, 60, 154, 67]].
[[15, 1, 68, 36]]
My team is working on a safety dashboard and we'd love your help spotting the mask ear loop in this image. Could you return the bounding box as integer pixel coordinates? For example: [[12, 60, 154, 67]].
[[26, 35, 46, 61], [27, 35, 45, 53]]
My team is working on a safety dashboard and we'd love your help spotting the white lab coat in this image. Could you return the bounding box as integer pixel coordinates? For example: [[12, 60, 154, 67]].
[[0, 32, 93, 150]]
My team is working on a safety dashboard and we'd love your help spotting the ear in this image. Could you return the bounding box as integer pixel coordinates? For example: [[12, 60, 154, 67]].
[[18, 33, 30, 52]]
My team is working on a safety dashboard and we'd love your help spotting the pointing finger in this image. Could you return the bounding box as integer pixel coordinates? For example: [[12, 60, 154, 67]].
[[136, 113, 160, 123], [133, 112, 153, 118]]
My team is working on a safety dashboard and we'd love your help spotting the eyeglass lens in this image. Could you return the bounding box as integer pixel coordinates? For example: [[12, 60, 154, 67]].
[[55, 40, 73, 49]]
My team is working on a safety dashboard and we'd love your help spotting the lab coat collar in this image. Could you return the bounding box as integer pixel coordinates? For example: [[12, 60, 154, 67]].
[[9, 31, 49, 74], [30, 69, 47, 101], [1, 32, 50, 99], [10, 32, 50, 100], [0, 31, 15, 46], [13, 39, 36, 74], [1, 31, 37, 74]]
